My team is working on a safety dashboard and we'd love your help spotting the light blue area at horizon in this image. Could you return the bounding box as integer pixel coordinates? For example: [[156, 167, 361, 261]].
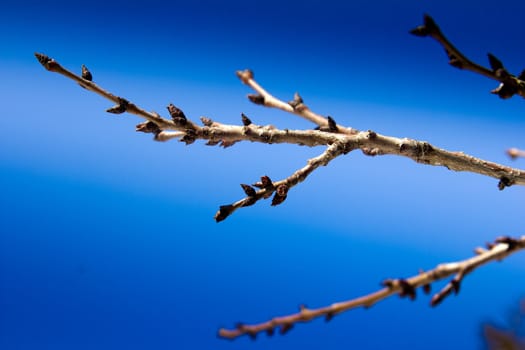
[[1, 1, 525, 349]]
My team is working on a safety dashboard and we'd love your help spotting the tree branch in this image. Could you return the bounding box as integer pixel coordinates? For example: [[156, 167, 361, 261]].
[[410, 14, 525, 99], [35, 52, 525, 221], [218, 235, 525, 340]]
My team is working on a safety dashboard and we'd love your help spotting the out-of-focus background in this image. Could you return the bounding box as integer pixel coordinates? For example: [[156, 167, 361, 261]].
[[1, 1, 524, 349]]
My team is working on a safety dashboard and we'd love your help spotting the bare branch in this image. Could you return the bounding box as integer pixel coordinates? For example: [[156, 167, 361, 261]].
[[236, 69, 358, 134], [410, 14, 525, 99], [218, 235, 525, 340], [214, 142, 349, 222], [35, 52, 525, 221]]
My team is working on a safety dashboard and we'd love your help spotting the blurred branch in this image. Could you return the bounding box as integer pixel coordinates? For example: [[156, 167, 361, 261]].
[[218, 236, 525, 339], [483, 300, 525, 349], [508, 148, 525, 160], [35, 53, 525, 222], [410, 14, 525, 99]]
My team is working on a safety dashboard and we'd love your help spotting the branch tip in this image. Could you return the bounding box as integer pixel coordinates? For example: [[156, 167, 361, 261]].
[[81, 64, 92, 81], [236, 69, 254, 84], [215, 205, 234, 222], [200, 116, 213, 127]]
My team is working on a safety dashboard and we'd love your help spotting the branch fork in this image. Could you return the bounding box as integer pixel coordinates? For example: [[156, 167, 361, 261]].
[[35, 13, 525, 339]]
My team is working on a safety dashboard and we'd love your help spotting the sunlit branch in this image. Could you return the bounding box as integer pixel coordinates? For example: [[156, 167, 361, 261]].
[[35, 52, 525, 222]]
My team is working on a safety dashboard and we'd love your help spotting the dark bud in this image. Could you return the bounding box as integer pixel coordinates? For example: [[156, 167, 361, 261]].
[[200, 116, 213, 127], [398, 279, 416, 300], [495, 236, 519, 251], [325, 312, 334, 322], [180, 129, 196, 145], [409, 14, 439, 37], [409, 25, 430, 37], [279, 323, 294, 335], [423, 284, 432, 295], [34, 52, 51, 66], [288, 92, 304, 109], [497, 176, 514, 190], [247, 331, 257, 340], [241, 184, 257, 197], [487, 53, 504, 71], [271, 184, 288, 206], [327, 116, 338, 132], [266, 328, 275, 337], [167, 103, 187, 125], [248, 94, 265, 105], [106, 98, 129, 114], [219, 140, 236, 148], [241, 113, 252, 126], [215, 205, 234, 222], [450, 279, 461, 295], [448, 54, 463, 69], [381, 279, 395, 289], [205, 140, 221, 146], [253, 175, 274, 190], [491, 83, 516, 99], [136, 121, 160, 134], [81, 64, 92, 81]]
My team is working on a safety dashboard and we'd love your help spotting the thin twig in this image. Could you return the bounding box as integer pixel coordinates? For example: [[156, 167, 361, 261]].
[[218, 235, 525, 339], [214, 142, 350, 221], [410, 14, 525, 99], [35, 52, 525, 221]]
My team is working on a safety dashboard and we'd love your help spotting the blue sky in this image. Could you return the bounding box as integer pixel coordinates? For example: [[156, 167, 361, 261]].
[[1, 1, 525, 349]]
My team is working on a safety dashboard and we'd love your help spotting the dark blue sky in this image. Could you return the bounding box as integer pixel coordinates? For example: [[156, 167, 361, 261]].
[[1, 1, 525, 349]]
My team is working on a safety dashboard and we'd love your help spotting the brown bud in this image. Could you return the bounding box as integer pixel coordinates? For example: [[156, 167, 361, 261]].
[[271, 184, 288, 206], [241, 184, 257, 197], [288, 92, 304, 109], [215, 205, 234, 222], [241, 113, 252, 126], [280, 323, 293, 335], [247, 94, 265, 105], [167, 103, 187, 125], [136, 121, 160, 134], [106, 98, 129, 114], [327, 116, 338, 132], [81, 64, 92, 81]]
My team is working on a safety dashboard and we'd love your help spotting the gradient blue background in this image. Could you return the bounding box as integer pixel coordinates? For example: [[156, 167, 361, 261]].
[[1, 1, 525, 349]]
